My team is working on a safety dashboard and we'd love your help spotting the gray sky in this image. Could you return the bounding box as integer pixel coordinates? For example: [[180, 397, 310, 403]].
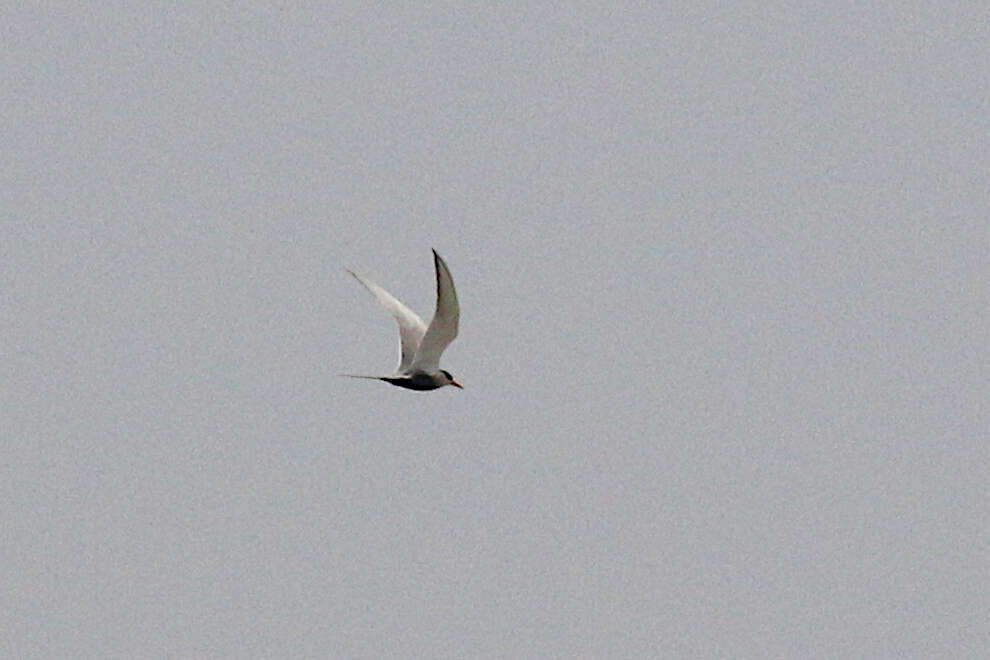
[[3, 3, 988, 657]]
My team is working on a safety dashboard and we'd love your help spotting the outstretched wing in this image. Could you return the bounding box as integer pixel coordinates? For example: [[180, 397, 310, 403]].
[[410, 250, 459, 373], [347, 270, 427, 373]]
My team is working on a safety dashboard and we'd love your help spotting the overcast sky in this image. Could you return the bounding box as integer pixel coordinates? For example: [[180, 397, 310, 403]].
[[3, 3, 988, 657]]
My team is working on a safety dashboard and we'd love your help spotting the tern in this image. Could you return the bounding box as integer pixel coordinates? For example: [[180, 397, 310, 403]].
[[343, 249, 462, 391]]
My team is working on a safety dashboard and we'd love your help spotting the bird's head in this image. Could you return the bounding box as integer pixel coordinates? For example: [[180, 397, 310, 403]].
[[440, 370, 463, 389]]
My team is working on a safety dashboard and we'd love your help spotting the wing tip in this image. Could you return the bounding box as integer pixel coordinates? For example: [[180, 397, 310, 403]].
[[432, 248, 451, 273], [346, 269, 369, 287]]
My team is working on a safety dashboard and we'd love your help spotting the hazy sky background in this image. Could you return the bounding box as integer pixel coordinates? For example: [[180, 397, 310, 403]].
[[3, 3, 988, 657]]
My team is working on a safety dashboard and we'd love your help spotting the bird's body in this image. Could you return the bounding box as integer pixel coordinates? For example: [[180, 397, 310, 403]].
[[344, 250, 462, 391], [381, 372, 454, 391]]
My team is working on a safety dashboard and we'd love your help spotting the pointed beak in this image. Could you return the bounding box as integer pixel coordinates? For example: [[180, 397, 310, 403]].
[[449, 380, 463, 389]]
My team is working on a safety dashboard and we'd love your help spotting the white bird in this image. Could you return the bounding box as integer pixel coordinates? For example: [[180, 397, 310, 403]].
[[344, 249, 462, 391]]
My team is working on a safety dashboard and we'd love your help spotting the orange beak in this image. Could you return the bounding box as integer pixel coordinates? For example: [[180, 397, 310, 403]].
[[450, 380, 463, 389]]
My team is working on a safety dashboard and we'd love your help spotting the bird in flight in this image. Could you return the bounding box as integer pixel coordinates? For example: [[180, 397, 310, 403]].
[[343, 249, 462, 391]]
